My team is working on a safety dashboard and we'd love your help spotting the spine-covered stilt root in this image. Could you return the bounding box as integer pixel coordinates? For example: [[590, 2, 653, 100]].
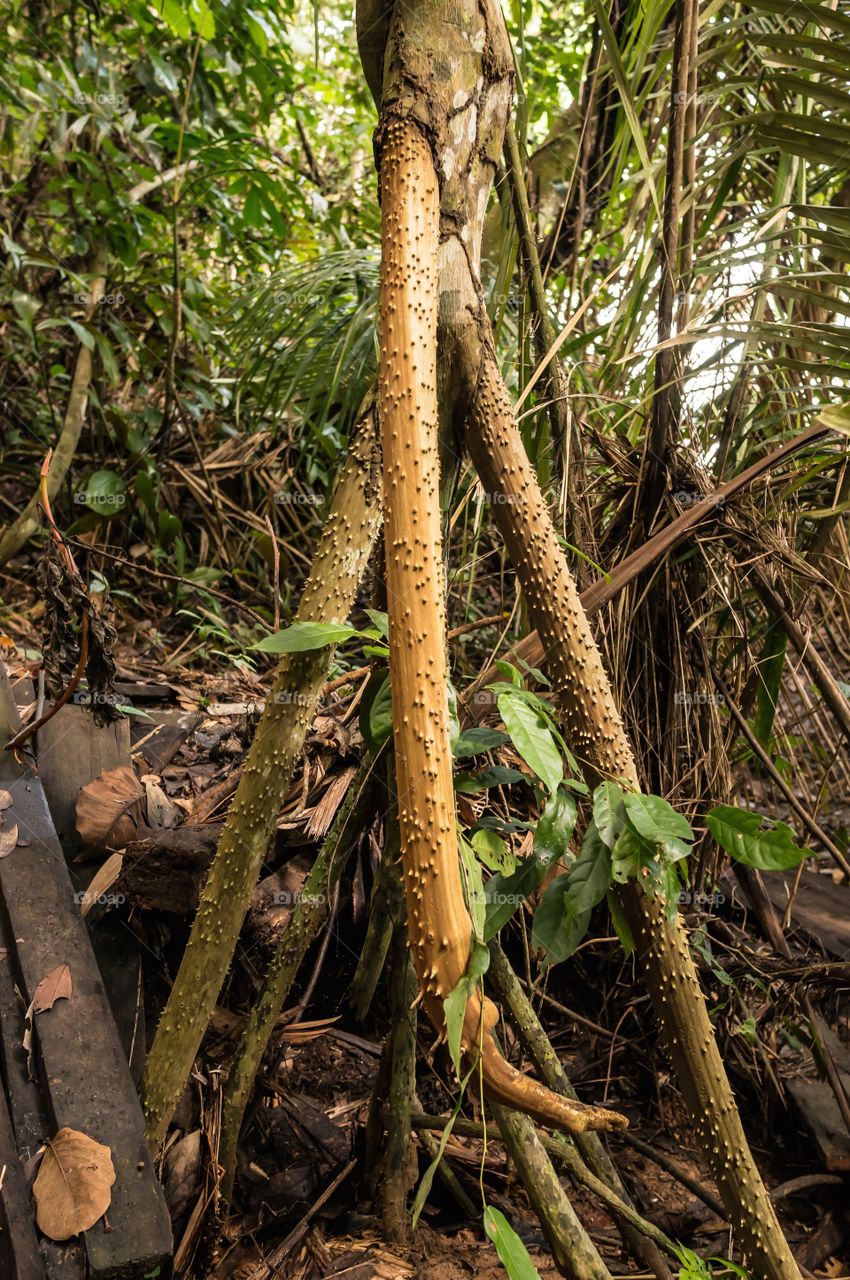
[[377, 116, 624, 1137], [465, 354, 803, 1280]]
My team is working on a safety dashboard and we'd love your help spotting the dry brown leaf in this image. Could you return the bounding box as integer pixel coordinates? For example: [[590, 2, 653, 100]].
[[0, 788, 12, 810], [33, 964, 72, 1013], [144, 779, 182, 830], [75, 765, 144, 852], [79, 852, 124, 919], [0, 823, 19, 858], [33, 1127, 115, 1240]]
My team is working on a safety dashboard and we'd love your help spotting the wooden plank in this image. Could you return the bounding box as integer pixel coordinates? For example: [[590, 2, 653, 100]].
[[0, 665, 172, 1278], [0, 1081, 47, 1279], [787, 1075, 850, 1172], [36, 704, 131, 856], [0, 863, 88, 1280], [762, 869, 850, 959]]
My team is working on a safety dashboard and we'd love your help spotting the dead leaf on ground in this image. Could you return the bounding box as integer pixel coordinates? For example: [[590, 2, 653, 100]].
[[33, 963, 72, 1013], [164, 1129, 202, 1218], [144, 778, 183, 830], [0, 823, 19, 857], [0, 788, 12, 810], [75, 764, 144, 853], [33, 1127, 115, 1240], [79, 852, 124, 919]]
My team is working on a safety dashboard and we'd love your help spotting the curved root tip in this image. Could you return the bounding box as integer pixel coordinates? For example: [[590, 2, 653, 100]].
[[479, 1032, 628, 1134]]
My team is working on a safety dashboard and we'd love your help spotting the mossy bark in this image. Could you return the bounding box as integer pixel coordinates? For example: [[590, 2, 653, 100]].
[[217, 752, 379, 1194], [492, 1104, 613, 1280], [141, 406, 382, 1152]]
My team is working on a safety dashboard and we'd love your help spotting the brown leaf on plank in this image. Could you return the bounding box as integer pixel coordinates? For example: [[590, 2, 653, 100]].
[[33, 963, 72, 1013], [75, 764, 144, 853], [0, 788, 12, 810], [0, 823, 19, 857], [33, 1127, 115, 1240]]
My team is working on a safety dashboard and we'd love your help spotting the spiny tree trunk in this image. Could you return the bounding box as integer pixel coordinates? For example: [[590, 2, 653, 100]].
[[365, 1, 803, 1276], [376, 109, 621, 1136], [141, 404, 382, 1151]]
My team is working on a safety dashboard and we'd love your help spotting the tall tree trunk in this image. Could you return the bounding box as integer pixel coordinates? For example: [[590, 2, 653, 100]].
[[375, 107, 621, 1135], [362, 1, 803, 1276]]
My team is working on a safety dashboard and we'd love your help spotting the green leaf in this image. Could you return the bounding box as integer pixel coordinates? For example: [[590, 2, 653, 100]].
[[622, 792, 693, 844], [706, 806, 811, 871], [483, 1205, 542, 1280], [459, 834, 487, 939], [607, 890, 634, 955], [189, 0, 215, 37], [563, 822, 612, 918], [532, 874, 591, 965], [156, 0, 192, 40], [472, 828, 516, 875], [455, 766, 526, 793], [359, 670, 393, 751], [77, 469, 127, 515], [497, 690, 563, 795], [483, 857, 547, 940], [454, 727, 510, 758], [533, 787, 578, 865], [592, 781, 627, 850], [443, 941, 489, 1079], [252, 620, 365, 654]]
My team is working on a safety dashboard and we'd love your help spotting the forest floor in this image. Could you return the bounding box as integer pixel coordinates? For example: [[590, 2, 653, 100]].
[[1, 578, 849, 1280]]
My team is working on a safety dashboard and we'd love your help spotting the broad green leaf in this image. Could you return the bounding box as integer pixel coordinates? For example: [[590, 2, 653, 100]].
[[483, 1205, 541, 1280], [77, 470, 127, 515], [706, 806, 811, 871], [533, 787, 578, 865], [592, 781, 627, 849], [497, 691, 563, 795], [483, 857, 547, 940], [155, 0, 192, 39], [563, 822, 612, 918], [455, 766, 526, 793], [189, 0, 215, 38], [622, 792, 693, 844], [472, 828, 516, 876], [454, 727, 510, 758], [443, 941, 489, 1079], [359, 670, 392, 751], [532, 873, 591, 965], [252, 620, 366, 654]]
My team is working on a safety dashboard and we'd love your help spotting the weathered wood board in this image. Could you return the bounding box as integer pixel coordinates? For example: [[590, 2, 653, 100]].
[[0, 663, 172, 1278], [762, 868, 850, 959]]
